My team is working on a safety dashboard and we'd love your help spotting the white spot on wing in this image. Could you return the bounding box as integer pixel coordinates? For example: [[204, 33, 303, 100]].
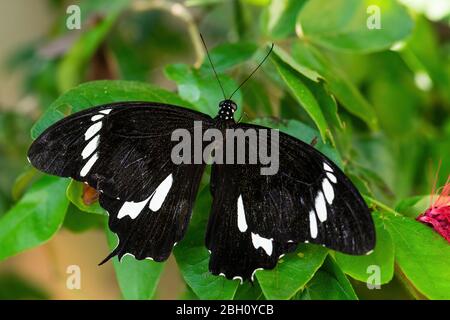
[[251, 268, 263, 282], [81, 135, 99, 159], [251, 232, 273, 256], [233, 276, 243, 284], [84, 122, 102, 141], [237, 195, 248, 232], [149, 174, 173, 212], [326, 172, 337, 184], [323, 162, 333, 172], [315, 191, 327, 222], [91, 114, 104, 121], [100, 109, 112, 115], [80, 153, 98, 177], [117, 195, 152, 219], [322, 178, 334, 204], [309, 210, 318, 239]]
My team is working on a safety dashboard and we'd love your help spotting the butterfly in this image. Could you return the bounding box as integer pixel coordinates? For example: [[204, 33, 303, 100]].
[[27, 41, 375, 283]]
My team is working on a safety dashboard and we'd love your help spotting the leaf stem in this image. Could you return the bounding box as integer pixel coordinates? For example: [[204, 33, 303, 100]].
[[363, 195, 400, 217], [131, 0, 204, 68]]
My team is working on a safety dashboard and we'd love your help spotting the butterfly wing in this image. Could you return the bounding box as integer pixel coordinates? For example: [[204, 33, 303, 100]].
[[206, 123, 375, 281], [29, 102, 212, 263], [99, 161, 205, 263], [28, 101, 213, 201]]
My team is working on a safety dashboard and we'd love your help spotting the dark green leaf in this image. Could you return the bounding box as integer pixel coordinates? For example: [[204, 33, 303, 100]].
[[0, 176, 69, 261], [256, 244, 328, 299], [174, 187, 240, 300], [292, 42, 378, 129], [63, 204, 106, 233], [298, 256, 357, 300], [106, 227, 165, 300], [271, 56, 330, 142]]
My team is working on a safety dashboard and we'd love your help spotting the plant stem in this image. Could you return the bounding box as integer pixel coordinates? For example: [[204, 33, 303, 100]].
[[363, 195, 400, 216], [131, 0, 204, 68]]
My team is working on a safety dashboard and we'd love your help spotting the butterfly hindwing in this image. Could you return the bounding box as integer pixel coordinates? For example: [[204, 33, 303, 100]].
[[206, 123, 375, 281], [99, 162, 205, 263]]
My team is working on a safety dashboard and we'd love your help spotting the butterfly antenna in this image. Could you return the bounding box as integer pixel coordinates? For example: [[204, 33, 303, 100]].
[[200, 34, 227, 100], [229, 43, 274, 100]]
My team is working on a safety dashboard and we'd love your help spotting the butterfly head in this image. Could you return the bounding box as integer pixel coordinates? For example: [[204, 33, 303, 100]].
[[218, 99, 237, 121]]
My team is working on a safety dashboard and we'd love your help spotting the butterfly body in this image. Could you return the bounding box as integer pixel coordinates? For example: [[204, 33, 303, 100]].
[[28, 100, 375, 282]]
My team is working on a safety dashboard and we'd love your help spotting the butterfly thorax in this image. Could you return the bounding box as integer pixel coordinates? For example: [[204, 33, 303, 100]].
[[217, 99, 237, 122]]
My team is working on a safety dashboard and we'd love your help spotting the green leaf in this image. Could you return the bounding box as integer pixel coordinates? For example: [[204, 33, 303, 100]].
[[165, 64, 242, 119], [271, 56, 330, 142], [272, 46, 320, 82], [395, 195, 430, 219], [0, 176, 69, 261], [297, 0, 414, 53], [234, 279, 266, 300], [298, 256, 358, 300], [382, 212, 450, 299], [57, 12, 120, 92], [252, 118, 342, 168], [66, 180, 105, 215], [63, 204, 106, 233], [105, 227, 165, 300], [201, 42, 258, 73], [335, 213, 394, 284], [31, 80, 191, 138], [256, 244, 328, 300], [292, 42, 378, 129], [262, 0, 307, 38], [174, 187, 240, 300], [0, 272, 49, 300]]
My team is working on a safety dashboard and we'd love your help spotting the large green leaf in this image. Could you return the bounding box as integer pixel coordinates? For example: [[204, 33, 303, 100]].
[[174, 187, 240, 300], [297, 0, 413, 53], [292, 42, 378, 129], [335, 212, 394, 285], [256, 244, 328, 299], [271, 55, 330, 142], [105, 228, 165, 300], [382, 212, 450, 299], [0, 176, 69, 261], [298, 256, 358, 300], [31, 80, 191, 138], [165, 64, 242, 119]]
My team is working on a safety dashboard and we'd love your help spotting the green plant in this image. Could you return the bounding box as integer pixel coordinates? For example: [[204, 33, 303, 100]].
[[1, 0, 449, 300]]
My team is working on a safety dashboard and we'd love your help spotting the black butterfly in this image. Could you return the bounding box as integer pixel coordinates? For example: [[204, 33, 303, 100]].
[[27, 42, 375, 283]]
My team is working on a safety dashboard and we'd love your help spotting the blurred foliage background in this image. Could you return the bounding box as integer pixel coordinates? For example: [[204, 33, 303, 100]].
[[0, 0, 449, 300]]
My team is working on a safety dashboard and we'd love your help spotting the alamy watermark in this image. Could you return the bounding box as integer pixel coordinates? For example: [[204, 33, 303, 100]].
[[171, 121, 280, 175], [66, 264, 81, 290], [366, 265, 381, 290], [66, 5, 81, 30]]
